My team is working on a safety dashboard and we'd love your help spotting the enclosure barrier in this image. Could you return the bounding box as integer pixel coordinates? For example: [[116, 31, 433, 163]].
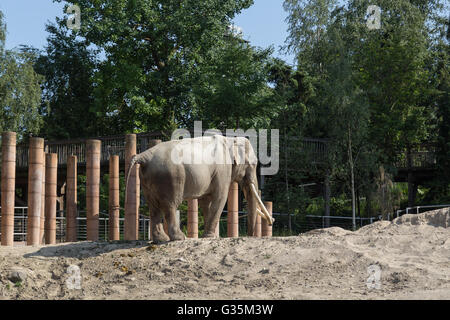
[[27, 137, 44, 246], [227, 182, 239, 237], [187, 199, 198, 238], [40, 152, 46, 244], [109, 155, 120, 240], [66, 155, 77, 242], [86, 139, 100, 241], [0, 131, 274, 245], [124, 134, 139, 240], [1, 132, 16, 246], [45, 153, 58, 244]]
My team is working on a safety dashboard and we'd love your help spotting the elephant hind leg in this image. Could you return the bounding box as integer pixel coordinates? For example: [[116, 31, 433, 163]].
[[199, 193, 227, 238], [162, 204, 186, 241], [149, 203, 170, 244]]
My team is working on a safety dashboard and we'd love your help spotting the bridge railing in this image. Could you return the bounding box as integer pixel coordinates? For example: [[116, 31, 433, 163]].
[[15, 131, 166, 169]]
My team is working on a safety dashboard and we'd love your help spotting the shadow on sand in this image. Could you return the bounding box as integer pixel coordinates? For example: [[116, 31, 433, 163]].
[[23, 240, 155, 259]]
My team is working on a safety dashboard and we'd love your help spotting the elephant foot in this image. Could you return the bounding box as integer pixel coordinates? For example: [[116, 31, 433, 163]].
[[169, 230, 186, 241], [202, 232, 218, 238], [152, 231, 170, 244]]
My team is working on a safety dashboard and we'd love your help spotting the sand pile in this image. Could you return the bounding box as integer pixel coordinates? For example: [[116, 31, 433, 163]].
[[0, 208, 449, 300]]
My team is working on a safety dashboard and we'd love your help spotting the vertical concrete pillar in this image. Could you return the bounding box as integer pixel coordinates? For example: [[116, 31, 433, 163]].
[[40, 153, 46, 244], [261, 201, 273, 237], [66, 156, 77, 242], [109, 155, 120, 240], [1, 132, 16, 246], [227, 182, 239, 237], [124, 134, 139, 240], [187, 199, 198, 238], [146, 139, 161, 241], [86, 140, 100, 241], [27, 137, 44, 246], [44, 153, 58, 244], [255, 190, 262, 237]]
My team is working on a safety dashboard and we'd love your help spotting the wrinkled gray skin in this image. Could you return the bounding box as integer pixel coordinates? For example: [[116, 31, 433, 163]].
[[126, 135, 260, 243]]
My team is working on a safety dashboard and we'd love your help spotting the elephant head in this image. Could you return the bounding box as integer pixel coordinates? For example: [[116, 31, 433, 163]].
[[228, 136, 274, 236]]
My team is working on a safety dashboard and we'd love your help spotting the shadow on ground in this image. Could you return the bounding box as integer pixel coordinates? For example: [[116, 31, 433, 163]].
[[23, 240, 154, 259]]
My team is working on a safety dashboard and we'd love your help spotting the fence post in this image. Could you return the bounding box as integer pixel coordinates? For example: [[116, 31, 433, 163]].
[[261, 201, 273, 237], [187, 199, 198, 238], [109, 155, 120, 240], [255, 190, 262, 237], [66, 155, 77, 242], [1, 132, 16, 246], [86, 139, 101, 241], [227, 182, 239, 237], [45, 153, 58, 244], [40, 152, 46, 244], [124, 134, 139, 240], [27, 137, 44, 246]]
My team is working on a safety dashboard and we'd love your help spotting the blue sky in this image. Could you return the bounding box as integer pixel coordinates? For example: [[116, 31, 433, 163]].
[[0, 0, 295, 65]]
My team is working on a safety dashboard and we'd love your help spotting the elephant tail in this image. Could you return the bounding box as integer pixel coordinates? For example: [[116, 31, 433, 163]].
[[124, 154, 140, 208]]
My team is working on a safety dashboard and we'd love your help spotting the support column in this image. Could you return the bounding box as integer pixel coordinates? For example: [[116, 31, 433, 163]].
[[187, 199, 198, 238], [124, 134, 139, 240], [109, 155, 120, 240], [66, 156, 77, 242], [44, 153, 57, 244], [40, 153, 46, 244], [261, 201, 273, 237], [227, 182, 239, 237], [86, 140, 100, 241], [146, 139, 161, 241], [27, 137, 44, 246], [255, 190, 262, 237], [1, 132, 16, 246], [324, 172, 331, 228]]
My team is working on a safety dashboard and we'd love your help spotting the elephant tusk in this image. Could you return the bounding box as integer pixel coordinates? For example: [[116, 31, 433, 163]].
[[250, 183, 274, 225]]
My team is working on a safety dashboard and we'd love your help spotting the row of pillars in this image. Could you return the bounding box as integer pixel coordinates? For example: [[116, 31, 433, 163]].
[[1, 132, 272, 246]]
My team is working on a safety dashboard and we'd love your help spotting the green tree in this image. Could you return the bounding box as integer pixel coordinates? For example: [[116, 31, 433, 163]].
[[56, 0, 254, 133], [34, 22, 103, 139], [0, 11, 43, 139]]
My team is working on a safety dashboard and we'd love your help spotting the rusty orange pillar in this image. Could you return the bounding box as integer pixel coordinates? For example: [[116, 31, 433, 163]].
[[109, 155, 120, 240], [187, 199, 198, 238], [255, 190, 262, 237], [27, 137, 44, 246], [261, 201, 273, 237], [227, 182, 239, 237], [146, 139, 161, 241], [124, 134, 139, 240], [86, 140, 100, 241], [45, 153, 58, 244], [40, 153, 46, 244], [1, 132, 16, 246], [66, 156, 77, 242]]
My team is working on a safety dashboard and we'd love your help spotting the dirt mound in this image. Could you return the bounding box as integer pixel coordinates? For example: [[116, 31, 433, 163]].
[[0, 208, 449, 300], [393, 207, 449, 228]]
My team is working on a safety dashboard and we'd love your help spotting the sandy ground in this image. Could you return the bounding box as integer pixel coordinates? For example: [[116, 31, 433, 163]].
[[0, 208, 449, 300]]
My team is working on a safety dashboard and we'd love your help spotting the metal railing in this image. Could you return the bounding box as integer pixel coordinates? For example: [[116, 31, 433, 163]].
[[394, 204, 450, 219], [0, 207, 151, 243]]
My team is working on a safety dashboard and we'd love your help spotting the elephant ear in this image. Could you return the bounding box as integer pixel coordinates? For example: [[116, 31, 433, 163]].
[[231, 137, 257, 166]]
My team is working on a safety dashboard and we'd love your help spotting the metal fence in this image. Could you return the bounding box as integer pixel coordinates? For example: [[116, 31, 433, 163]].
[[394, 204, 450, 220], [0, 207, 151, 243]]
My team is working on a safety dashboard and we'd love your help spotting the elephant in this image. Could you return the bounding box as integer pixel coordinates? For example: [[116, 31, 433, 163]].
[[125, 134, 274, 243]]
